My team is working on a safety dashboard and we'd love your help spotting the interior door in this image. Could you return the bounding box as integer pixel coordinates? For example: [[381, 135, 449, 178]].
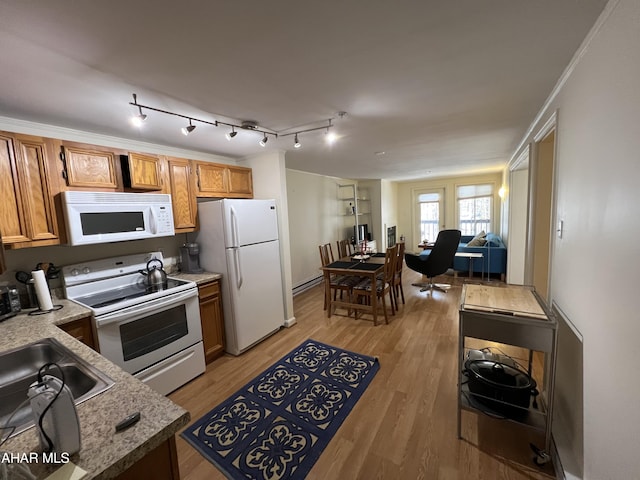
[[507, 158, 530, 285]]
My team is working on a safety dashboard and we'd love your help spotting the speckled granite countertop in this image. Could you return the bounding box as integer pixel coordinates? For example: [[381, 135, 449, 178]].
[[0, 299, 190, 479], [170, 270, 222, 285]]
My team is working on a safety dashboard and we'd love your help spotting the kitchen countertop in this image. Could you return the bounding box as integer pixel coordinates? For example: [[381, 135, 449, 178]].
[[170, 270, 222, 285], [0, 299, 190, 479]]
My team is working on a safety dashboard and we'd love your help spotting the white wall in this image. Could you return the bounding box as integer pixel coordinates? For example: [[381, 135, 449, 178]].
[[285, 170, 355, 290], [381, 180, 399, 249], [396, 172, 503, 251], [512, 0, 640, 477], [238, 151, 295, 326]]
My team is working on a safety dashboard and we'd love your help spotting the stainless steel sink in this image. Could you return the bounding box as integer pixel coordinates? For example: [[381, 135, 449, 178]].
[[0, 337, 114, 439]]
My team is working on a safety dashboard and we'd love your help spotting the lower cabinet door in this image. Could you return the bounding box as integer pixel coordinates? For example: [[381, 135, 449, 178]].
[[198, 280, 225, 362]]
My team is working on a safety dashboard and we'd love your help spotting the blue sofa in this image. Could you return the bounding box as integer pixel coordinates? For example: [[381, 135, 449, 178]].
[[454, 233, 507, 279], [419, 232, 507, 279]]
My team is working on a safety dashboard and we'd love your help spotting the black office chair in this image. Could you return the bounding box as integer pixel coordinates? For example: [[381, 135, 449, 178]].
[[405, 229, 461, 293]]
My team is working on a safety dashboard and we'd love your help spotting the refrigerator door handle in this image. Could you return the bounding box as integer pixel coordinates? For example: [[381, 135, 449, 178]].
[[234, 248, 243, 289], [230, 206, 239, 248]]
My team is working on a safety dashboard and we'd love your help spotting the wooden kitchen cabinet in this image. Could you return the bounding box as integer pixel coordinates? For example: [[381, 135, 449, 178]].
[[195, 161, 253, 198], [198, 280, 225, 363], [167, 157, 197, 233], [0, 132, 61, 248], [115, 436, 180, 480], [195, 161, 226, 196], [61, 142, 122, 190], [121, 152, 163, 190], [227, 165, 253, 197], [58, 316, 98, 351]]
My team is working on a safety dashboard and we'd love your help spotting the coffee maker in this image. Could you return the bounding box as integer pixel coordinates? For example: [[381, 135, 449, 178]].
[[180, 243, 203, 273]]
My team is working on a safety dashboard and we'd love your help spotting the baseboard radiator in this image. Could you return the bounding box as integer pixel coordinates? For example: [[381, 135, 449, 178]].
[[292, 275, 323, 296]]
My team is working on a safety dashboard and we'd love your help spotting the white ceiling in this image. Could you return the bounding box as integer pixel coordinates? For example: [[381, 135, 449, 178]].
[[0, 0, 607, 181]]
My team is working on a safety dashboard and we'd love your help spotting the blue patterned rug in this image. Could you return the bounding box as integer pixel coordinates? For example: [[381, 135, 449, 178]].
[[181, 339, 380, 480]]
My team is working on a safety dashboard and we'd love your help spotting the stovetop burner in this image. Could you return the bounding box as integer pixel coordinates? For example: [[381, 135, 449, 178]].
[[74, 278, 191, 309]]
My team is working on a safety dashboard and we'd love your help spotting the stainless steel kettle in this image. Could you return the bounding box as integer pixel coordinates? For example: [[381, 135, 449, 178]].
[[139, 257, 167, 287]]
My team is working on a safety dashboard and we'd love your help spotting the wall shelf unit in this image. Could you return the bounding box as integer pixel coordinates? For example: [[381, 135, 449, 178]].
[[338, 184, 375, 252]]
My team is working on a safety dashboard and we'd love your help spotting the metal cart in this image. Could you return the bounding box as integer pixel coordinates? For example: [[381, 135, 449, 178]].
[[457, 284, 558, 465]]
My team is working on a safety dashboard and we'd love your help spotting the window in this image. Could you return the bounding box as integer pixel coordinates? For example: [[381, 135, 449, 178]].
[[457, 184, 493, 235], [418, 192, 440, 242]]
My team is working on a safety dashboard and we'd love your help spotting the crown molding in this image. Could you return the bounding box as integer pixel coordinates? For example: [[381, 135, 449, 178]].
[[0, 115, 235, 164]]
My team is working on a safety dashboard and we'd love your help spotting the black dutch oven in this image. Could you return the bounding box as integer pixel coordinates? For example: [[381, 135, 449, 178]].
[[464, 359, 538, 419]]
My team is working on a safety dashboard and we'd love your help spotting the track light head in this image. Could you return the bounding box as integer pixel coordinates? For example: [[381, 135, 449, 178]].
[[259, 135, 268, 147], [181, 119, 196, 136], [130, 112, 147, 127], [225, 127, 237, 141], [294, 134, 301, 149]]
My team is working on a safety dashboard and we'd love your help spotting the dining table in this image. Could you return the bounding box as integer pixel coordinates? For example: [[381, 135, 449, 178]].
[[320, 253, 388, 326]]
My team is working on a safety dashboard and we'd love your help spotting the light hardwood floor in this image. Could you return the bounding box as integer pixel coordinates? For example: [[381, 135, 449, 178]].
[[169, 268, 555, 480]]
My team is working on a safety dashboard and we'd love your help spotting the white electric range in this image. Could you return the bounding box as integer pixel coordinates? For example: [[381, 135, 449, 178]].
[[62, 252, 205, 395]]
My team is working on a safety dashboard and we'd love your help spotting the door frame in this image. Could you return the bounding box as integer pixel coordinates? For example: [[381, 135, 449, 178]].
[[527, 111, 558, 302]]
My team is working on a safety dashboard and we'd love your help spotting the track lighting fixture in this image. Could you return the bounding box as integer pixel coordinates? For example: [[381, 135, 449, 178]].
[[128, 94, 340, 149], [181, 119, 196, 136], [225, 126, 237, 141]]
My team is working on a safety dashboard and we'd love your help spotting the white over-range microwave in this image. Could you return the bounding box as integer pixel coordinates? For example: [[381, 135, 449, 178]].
[[61, 191, 175, 246]]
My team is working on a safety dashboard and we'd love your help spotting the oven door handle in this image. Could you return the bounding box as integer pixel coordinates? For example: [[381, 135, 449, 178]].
[[95, 288, 197, 327]]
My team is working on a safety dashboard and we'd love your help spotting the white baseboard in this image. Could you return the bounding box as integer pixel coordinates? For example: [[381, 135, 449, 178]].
[[283, 316, 297, 328]]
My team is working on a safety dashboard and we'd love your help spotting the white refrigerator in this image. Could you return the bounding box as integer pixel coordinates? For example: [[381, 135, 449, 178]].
[[195, 199, 285, 355]]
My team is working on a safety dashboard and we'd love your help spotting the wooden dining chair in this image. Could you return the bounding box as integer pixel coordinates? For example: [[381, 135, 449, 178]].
[[392, 241, 406, 310], [319, 243, 360, 310], [353, 244, 398, 325], [336, 239, 352, 259]]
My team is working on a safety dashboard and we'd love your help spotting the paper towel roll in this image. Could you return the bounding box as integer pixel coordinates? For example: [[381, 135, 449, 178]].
[[32, 269, 54, 311]]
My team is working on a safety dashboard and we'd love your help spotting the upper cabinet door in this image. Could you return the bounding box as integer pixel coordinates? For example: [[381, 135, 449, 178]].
[[63, 144, 120, 189], [14, 135, 59, 242], [0, 133, 61, 248], [195, 162, 227, 197], [123, 152, 163, 190], [195, 162, 254, 198], [0, 133, 30, 244], [167, 157, 197, 232], [227, 166, 253, 198]]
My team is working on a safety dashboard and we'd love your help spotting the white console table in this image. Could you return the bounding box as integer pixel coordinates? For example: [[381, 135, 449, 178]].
[[454, 251, 484, 280]]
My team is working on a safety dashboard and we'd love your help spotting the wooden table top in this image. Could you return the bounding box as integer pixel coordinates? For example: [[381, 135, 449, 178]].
[[461, 284, 548, 320]]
